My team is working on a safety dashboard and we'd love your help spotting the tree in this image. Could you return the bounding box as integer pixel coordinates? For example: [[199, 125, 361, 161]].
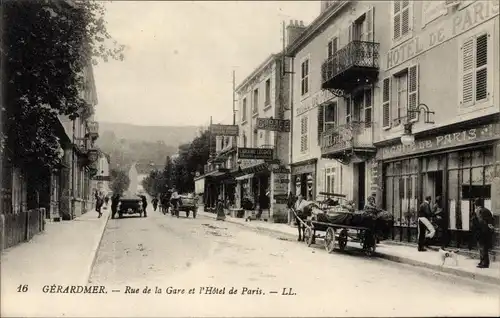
[[1, 0, 124, 175], [110, 169, 130, 195]]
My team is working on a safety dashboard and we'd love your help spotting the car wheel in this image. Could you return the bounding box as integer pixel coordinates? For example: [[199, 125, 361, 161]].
[[119, 213, 123, 218]]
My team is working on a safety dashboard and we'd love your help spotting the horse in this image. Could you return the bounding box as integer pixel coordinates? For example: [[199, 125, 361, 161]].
[[292, 204, 315, 242]]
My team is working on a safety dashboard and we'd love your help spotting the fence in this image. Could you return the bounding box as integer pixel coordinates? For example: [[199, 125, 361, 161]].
[[0, 208, 45, 251]]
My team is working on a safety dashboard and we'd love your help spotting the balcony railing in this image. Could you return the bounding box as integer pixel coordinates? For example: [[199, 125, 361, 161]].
[[321, 121, 374, 156], [86, 121, 99, 139], [321, 40, 380, 91]]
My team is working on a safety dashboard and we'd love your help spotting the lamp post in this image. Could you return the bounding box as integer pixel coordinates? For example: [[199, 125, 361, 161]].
[[400, 103, 435, 146]]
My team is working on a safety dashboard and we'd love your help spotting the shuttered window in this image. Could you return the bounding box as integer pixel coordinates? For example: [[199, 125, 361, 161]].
[[364, 7, 374, 42], [300, 116, 308, 153], [461, 33, 490, 107], [325, 102, 338, 131], [327, 37, 338, 58], [301, 59, 310, 96], [364, 89, 372, 128], [408, 64, 419, 121], [393, 1, 411, 41], [318, 105, 324, 145], [382, 78, 391, 129], [396, 72, 408, 124]]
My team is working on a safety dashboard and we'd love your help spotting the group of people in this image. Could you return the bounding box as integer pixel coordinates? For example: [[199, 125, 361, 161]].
[[94, 190, 109, 218], [418, 196, 495, 268], [151, 188, 181, 216]]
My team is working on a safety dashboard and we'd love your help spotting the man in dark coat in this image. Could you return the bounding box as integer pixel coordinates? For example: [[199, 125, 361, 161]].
[[417, 196, 433, 251], [111, 194, 120, 219], [473, 198, 495, 268], [140, 195, 148, 217]]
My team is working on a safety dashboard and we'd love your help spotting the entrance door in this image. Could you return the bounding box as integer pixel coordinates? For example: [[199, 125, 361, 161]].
[[357, 162, 366, 210]]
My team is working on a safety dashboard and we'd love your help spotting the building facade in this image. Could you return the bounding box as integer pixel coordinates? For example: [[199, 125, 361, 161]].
[[373, 0, 499, 247], [287, 1, 380, 210], [91, 152, 111, 196], [286, 0, 499, 248], [234, 53, 292, 220]]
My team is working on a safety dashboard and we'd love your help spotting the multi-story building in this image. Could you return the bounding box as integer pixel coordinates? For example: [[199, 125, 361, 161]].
[[234, 51, 294, 220], [91, 152, 111, 196], [286, 0, 499, 248], [373, 0, 499, 248], [287, 1, 380, 209]]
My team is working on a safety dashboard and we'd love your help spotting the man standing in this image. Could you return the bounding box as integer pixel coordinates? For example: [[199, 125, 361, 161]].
[[111, 194, 120, 219], [474, 198, 495, 268], [140, 195, 148, 217], [417, 196, 434, 251]]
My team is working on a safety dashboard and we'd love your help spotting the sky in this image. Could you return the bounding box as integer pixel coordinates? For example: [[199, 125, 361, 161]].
[[93, 0, 320, 127]]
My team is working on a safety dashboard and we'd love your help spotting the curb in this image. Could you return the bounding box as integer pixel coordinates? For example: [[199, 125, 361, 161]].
[[200, 212, 499, 285], [84, 210, 111, 285]]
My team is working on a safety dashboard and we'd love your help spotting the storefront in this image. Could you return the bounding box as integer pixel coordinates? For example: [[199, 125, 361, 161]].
[[377, 120, 500, 248], [290, 159, 317, 201]]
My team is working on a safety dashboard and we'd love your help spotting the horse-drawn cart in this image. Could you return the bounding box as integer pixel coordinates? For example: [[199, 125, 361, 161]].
[[293, 192, 393, 256]]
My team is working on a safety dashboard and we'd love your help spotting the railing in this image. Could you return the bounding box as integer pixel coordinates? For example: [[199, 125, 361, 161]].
[[321, 40, 380, 85], [321, 121, 373, 153]]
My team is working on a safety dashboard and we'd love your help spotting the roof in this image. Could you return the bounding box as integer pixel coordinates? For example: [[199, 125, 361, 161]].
[[286, 1, 350, 56], [235, 53, 281, 92]]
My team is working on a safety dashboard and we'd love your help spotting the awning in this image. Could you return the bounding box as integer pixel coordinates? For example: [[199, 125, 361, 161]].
[[236, 173, 254, 181]]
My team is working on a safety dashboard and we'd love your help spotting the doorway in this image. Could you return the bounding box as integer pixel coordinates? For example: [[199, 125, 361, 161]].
[[357, 162, 366, 210]]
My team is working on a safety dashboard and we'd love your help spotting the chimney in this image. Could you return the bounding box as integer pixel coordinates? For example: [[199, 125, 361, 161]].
[[286, 19, 307, 47]]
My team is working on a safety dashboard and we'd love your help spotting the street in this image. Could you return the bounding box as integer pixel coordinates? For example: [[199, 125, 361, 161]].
[[83, 210, 500, 317]]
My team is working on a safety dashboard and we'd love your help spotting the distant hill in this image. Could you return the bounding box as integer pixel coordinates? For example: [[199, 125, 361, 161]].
[[98, 122, 202, 147], [96, 122, 204, 174]]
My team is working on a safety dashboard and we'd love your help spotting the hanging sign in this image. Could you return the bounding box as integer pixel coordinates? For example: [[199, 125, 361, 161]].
[[238, 147, 274, 160], [210, 124, 239, 136], [256, 118, 291, 132]]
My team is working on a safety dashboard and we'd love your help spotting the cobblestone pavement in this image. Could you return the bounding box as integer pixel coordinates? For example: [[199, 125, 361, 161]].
[[9, 211, 500, 317]]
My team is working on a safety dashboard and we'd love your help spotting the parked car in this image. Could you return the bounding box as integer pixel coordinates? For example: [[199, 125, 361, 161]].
[[116, 193, 145, 218]]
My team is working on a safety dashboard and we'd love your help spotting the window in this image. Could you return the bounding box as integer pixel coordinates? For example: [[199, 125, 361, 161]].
[[324, 102, 338, 131], [327, 37, 338, 58], [461, 33, 489, 107], [364, 89, 373, 128], [395, 71, 408, 124], [253, 89, 259, 114], [382, 78, 391, 129], [301, 59, 309, 96], [265, 79, 271, 106], [300, 116, 308, 153], [253, 129, 258, 147], [325, 167, 336, 194], [393, 1, 411, 41], [242, 98, 247, 122], [345, 98, 351, 124]]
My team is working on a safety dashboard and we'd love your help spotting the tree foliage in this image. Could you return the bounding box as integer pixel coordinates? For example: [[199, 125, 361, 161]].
[[110, 169, 130, 195], [1, 0, 124, 173], [141, 156, 176, 197]]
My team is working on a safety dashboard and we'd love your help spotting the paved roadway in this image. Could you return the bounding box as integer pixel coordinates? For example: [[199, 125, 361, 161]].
[[84, 209, 500, 317]]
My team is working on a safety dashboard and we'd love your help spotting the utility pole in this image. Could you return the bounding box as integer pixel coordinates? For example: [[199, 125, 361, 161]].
[[232, 70, 236, 125], [209, 116, 213, 159]]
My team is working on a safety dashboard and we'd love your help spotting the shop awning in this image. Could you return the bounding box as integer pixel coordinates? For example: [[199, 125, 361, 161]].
[[236, 173, 254, 181]]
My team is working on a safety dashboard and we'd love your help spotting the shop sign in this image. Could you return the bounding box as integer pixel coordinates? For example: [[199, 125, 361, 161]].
[[321, 126, 354, 154], [210, 124, 239, 136], [385, 1, 499, 70], [274, 194, 288, 204], [379, 123, 500, 160], [239, 158, 265, 169], [296, 89, 336, 116], [256, 118, 291, 132], [291, 162, 316, 175], [238, 147, 274, 160], [272, 166, 290, 174]]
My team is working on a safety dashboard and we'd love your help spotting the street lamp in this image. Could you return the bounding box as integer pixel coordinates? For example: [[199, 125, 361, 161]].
[[400, 103, 435, 146]]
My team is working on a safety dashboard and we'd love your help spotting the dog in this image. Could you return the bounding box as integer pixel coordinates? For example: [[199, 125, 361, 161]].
[[438, 248, 459, 266]]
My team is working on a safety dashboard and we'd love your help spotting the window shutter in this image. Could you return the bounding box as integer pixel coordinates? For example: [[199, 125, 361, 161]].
[[382, 77, 391, 129], [475, 33, 488, 102], [365, 7, 374, 42], [318, 104, 324, 145], [393, 1, 401, 40], [401, 1, 411, 35], [408, 64, 419, 121], [461, 37, 474, 107]]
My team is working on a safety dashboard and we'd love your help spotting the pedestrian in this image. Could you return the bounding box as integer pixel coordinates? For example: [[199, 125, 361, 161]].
[[216, 195, 225, 221], [432, 196, 445, 248], [473, 198, 495, 268], [95, 192, 103, 218], [104, 195, 110, 209], [417, 195, 435, 251], [141, 195, 148, 217], [152, 196, 158, 211], [111, 194, 120, 219], [171, 188, 180, 217]]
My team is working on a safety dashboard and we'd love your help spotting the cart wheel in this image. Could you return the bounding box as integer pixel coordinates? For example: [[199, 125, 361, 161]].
[[303, 227, 313, 246], [338, 229, 348, 251], [324, 227, 336, 253], [193, 210, 197, 219]]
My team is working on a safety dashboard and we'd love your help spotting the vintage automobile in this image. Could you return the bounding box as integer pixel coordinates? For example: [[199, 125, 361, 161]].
[[172, 194, 198, 218], [116, 193, 145, 218]]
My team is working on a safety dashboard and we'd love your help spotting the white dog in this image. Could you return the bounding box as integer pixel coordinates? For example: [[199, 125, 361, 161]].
[[438, 248, 459, 266]]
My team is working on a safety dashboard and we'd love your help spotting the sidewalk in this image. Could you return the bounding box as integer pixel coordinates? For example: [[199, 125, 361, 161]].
[[1, 207, 110, 292], [199, 211, 500, 285]]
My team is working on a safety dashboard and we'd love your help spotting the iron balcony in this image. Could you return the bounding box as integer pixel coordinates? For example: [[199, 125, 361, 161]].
[[321, 40, 380, 93], [320, 121, 376, 159]]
